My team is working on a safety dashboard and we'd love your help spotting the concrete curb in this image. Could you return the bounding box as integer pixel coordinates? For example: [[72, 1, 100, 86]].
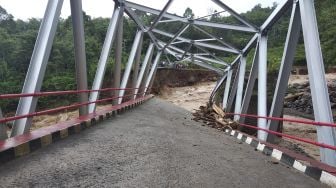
[[224, 129, 336, 187], [0, 95, 153, 164]]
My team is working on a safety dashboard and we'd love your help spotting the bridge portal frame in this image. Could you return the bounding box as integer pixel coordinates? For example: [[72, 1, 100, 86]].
[[3, 0, 336, 166]]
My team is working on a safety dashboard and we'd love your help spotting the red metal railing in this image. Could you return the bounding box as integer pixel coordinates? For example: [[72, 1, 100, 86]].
[[225, 113, 336, 151], [0, 87, 150, 124]]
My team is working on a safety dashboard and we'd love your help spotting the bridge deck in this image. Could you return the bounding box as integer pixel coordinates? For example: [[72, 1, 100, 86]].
[[0, 98, 326, 187]]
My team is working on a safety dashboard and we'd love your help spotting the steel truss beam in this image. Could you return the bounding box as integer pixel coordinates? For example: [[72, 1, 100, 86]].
[[192, 25, 240, 52], [257, 34, 268, 141], [140, 48, 155, 95], [0, 108, 7, 140], [189, 58, 224, 75], [147, 0, 174, 32], [239, 42, 259, 123], [70, 0, 89, 116], [160, 41, 225, 74], [299, 0, 336, 166], [222, 68, 233, 110], [193, 44, 230, 66], [118, 30, 144, 104], [260, 0, 292, 33], [267, 2, 300, 142], [11, 0, 64, 136], [124, 7, 159, 48], [131, 33, 144, 98], [113, 12, 123, 105], [210, 72, 228, 102], [242, 34, 258, 55], [143, 51, 162, 96], [211, 0, 259, 31], [159, 41, 227, 68], [226, 56, 241, 112], [152, 28, 239, 54], [124, 1, 257, 33], [88, 5, 123, 112], [234, 56, 247, 121], [162, 24, 190, 50], [134, 43, 155, 99]]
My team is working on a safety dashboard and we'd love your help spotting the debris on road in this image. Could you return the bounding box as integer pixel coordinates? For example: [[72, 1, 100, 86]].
[[192, 103, 239, 131]]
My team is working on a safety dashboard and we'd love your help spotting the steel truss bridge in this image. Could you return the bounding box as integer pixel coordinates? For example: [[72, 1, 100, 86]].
[[0, 0, 336, 186]]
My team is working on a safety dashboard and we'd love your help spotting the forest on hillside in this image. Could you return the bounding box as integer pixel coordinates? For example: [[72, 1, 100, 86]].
[[0, 1, 335, 112]]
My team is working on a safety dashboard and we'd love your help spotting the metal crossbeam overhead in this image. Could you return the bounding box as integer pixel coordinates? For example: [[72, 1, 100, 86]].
[[159, 41, 228, 67], [152, 28, 239, 54], [124, 1, 257, 33], [124, 7, 160, 48], [186, 58, 224, 75], [194, 55, 227, 67], [162, 24, 190, 50], [193, 44, 230, 66], [260, 0, 292, 32], [192, 25, 240, 53], [167, 53, 224, 75], [159, 41, 225, 74], [211, 0, 259, 31], [147, 0, 175, 32]]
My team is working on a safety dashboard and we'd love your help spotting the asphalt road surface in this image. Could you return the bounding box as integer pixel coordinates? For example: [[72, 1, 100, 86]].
[[0, 98, 328, 187]]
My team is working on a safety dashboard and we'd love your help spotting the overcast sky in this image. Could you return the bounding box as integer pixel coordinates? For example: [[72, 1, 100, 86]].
[[0, 0, 284, 20]]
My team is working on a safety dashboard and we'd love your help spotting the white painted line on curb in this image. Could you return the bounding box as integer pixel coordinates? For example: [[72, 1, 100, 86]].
[[245, 137, 252, 144], [271, 149, 282, 161], [293, 160, 307, 173]]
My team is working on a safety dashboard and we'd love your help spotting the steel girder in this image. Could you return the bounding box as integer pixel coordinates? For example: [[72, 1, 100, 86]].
[[151, 28, 239, 54], [6, 0, 335, 167], [118, 30, 144, 104], [88, 5, 124, 112], [299, 0, 336, 166], [70, 0, 89, 116], [124, 1, 257, 33], [0, 108, 7, 140], [11, 0, 64, 136]]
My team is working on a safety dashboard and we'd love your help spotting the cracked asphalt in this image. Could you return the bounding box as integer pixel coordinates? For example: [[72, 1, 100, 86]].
[[0, 98, 328, 187]]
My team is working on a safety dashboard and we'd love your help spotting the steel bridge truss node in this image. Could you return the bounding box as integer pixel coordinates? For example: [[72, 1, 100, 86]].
[[2, 0, 336, 167]]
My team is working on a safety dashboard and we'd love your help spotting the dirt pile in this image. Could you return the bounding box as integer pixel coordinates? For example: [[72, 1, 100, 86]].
[[192, 103, 239, 131], [284, 78, 336, 117]]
